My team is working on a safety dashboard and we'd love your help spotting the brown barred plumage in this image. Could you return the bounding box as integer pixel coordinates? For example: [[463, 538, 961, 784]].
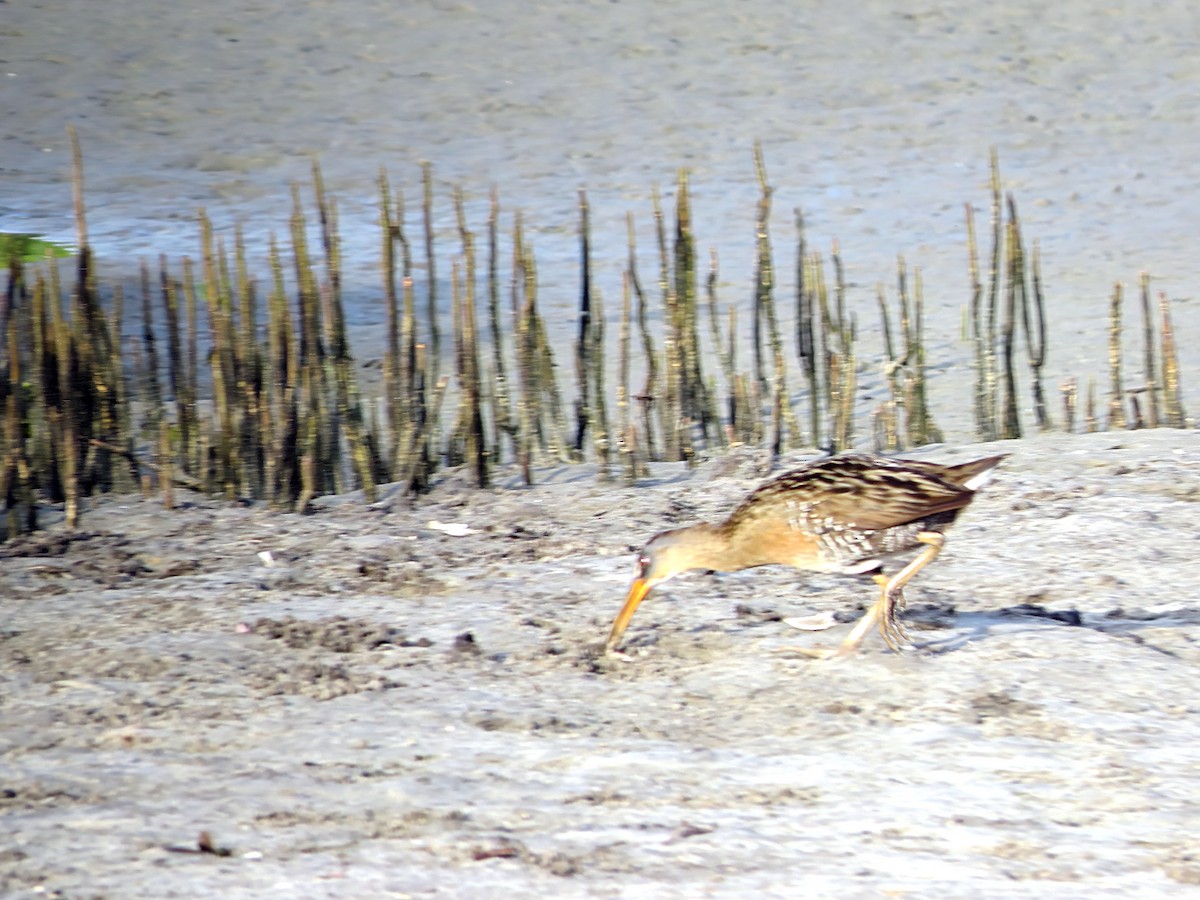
[[606, 452, 1005, 655]]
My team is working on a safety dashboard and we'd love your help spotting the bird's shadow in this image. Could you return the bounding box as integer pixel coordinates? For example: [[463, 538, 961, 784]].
[[603, 596, 1200, 662], [910, 602, 1199, 658]]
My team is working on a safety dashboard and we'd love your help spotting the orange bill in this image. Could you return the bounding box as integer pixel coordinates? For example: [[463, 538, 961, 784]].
[[606, 577, 652, 651]]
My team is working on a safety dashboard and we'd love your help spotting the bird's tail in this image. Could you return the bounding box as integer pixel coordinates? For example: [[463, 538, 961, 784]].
[[941, 454, 1007, 491]]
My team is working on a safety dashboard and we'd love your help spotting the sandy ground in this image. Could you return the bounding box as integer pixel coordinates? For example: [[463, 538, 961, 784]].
[[4, 428, 1200, 897]]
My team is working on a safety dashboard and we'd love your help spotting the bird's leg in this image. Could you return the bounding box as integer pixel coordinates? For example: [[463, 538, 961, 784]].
[[839, 531, 945, 654], [836, 589, 884, 653], [785, 578, 891, 659]]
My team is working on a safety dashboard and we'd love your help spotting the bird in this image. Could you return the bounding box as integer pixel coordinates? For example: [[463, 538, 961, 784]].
[[606, 451, 1005, 656]]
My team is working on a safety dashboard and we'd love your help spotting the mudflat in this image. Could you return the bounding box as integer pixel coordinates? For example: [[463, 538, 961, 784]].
[[4, 429, 1200, 896]]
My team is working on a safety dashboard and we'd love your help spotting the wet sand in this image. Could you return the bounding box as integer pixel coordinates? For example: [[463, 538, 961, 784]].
[[5, 430, 1200, 896]]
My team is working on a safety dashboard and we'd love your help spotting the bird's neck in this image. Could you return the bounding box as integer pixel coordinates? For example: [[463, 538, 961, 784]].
[[673, 522, 749, 573]]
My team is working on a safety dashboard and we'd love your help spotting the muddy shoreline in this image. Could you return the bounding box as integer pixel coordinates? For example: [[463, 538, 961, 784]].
[[5, 430, 1200, 895]]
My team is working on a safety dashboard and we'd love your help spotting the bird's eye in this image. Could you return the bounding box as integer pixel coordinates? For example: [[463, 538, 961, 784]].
[[637, 554, 651, 574]]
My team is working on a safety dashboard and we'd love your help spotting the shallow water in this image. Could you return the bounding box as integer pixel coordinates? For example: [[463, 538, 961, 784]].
[[6, 3, 1199, 296], [4, 1, 1200, 439]]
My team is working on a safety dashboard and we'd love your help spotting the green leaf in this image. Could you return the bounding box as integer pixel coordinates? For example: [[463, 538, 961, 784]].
[[0, 232, 73, 263]]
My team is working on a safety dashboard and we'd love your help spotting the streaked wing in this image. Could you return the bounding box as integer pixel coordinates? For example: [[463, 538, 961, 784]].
[[726, 453, 978, 534]]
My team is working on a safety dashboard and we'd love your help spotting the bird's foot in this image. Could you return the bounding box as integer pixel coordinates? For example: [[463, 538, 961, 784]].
[[878, 603, 912, 652], [873, 578, 912, 653]]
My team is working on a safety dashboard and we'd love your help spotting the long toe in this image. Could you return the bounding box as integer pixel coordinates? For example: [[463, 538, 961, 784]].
[[878, 613, 911, 652], [876, 585, 912, 652]]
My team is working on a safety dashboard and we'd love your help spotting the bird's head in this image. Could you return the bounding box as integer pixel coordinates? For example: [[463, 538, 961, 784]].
[[605, 524, 726, 652]]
